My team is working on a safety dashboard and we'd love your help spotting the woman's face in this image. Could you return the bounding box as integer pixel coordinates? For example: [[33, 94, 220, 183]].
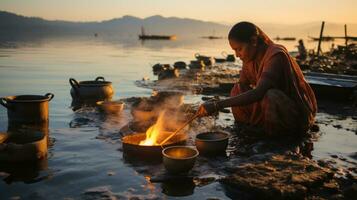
[[229, 39, 257, 63]]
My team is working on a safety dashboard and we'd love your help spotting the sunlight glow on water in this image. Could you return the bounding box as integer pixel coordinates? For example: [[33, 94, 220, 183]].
[[0, 35, 354, 199]]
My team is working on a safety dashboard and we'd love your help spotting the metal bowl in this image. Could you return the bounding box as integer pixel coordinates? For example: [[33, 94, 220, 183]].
[[96, 100, 124, 114], [195, 131, 229, 155], [162, 146, 198, 174]]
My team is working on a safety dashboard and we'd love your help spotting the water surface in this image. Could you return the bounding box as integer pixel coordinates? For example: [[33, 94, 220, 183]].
[[0, 35, 355, 199]]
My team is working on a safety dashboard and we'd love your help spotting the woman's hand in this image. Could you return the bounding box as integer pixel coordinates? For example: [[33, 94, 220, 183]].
[[197, 101, 219, 117]]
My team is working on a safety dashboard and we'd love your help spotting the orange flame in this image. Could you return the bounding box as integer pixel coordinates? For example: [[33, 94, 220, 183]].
[[139, 111, 165, 146]]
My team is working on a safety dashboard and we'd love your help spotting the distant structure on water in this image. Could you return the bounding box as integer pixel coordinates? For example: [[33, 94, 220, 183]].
[[274, 36, 296, 41], [138, 26, 176, 40], [201, 36, 223, 40], [201, 30, 223, 40], [308, 36, 335, 41]]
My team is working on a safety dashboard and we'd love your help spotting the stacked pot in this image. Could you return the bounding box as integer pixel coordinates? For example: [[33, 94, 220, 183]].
[[0, 93, 54, 162]]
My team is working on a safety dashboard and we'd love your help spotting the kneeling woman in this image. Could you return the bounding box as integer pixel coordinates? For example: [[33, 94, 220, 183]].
[[198, 22, 317, 136]]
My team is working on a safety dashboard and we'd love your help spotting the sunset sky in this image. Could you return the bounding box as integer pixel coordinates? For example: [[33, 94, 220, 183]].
[[1, 0, 356, 24]]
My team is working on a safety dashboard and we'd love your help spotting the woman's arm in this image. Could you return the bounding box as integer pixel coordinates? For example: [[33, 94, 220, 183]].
[[197, 80, 273, 117], [218, 53, 287, 109], [218, 78, 272, 109], [197, 53, 286, 116]]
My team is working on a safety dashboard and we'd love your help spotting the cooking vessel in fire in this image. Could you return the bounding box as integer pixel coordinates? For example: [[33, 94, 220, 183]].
[[122, 131, 187, 160]]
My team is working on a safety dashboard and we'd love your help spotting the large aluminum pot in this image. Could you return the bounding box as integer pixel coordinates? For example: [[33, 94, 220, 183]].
[[69, 76, 114, 101], [0, 93, 54, 124]]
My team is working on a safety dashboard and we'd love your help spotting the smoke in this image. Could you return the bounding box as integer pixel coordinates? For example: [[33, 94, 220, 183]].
[[130, 90, 193, 132]]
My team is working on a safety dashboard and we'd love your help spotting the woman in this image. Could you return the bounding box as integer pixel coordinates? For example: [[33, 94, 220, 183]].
[[198, 22, 317, 136]]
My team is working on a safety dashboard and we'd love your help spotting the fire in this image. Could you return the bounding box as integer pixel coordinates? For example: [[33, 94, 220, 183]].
[[139, 111, 166, 146]]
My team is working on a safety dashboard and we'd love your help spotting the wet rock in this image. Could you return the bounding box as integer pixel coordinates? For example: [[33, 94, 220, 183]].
[[220, 154, 334, 200], [69, 117, 94, 128], [317, 159, 333, 168], [322, 180, 340, 193], [330, 154, 339, 158], [349, 152, 357, 160], [83, 186, 117, 200], [193, 176, 216, 187], [332, 124, 342, 129], [107, 171, 115, 176], [343, 184, 357, 200], [310, 124, 320, 132], [346, 173, 357, 182]]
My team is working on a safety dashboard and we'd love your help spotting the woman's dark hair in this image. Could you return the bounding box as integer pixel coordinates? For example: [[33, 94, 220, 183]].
[[228, 21, 271, 45]]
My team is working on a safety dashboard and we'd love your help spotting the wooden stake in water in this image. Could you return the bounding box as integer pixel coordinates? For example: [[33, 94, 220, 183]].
[[159, 113, 199, 147], [317, 21, 325, 57]]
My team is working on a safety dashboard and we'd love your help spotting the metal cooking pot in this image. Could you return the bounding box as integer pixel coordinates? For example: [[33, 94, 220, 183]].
[[162, 146, 198, 174], [195, 131, 229, 155], [152, 63, 170, 75], [69, 76, 114, 101], [189, 60, 205, 70], [214, 57, 226, 63], [195, 53, 215, 66], [122, 131, 187, 160], [0, 93, 54, 124], [158, 68, 179, 80], [222, 51, 236, 62], [173, 61, 187, 70]]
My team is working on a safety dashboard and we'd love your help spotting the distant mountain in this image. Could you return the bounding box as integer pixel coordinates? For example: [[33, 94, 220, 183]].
[[0, 11, 356, 39], [0, 11, 229, 37]]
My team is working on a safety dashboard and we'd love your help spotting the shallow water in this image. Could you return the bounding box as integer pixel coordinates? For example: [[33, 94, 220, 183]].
[[0, 35, 356, 199]]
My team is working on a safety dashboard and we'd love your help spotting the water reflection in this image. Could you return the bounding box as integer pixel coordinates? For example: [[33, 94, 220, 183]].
[[0, 122, 51, 184], [161, 177, 195, 197], [0, 34, 343, 55], [0, 34, 355, 198], [0, 159, 49, 184]]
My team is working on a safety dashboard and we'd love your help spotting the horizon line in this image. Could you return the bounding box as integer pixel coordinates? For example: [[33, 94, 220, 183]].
[[1, 10, 357, 26]]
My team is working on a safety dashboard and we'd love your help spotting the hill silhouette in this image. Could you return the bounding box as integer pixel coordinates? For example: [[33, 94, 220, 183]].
[[0, 11, 356, 39]]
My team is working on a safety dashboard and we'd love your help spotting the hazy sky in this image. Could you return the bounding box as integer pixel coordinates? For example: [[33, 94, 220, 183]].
[[1, 0, 356, 24]]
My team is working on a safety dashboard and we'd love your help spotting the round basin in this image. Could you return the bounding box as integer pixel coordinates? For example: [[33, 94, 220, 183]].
[[195, 131, 229, 155], [162, 146, 198, 174]]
